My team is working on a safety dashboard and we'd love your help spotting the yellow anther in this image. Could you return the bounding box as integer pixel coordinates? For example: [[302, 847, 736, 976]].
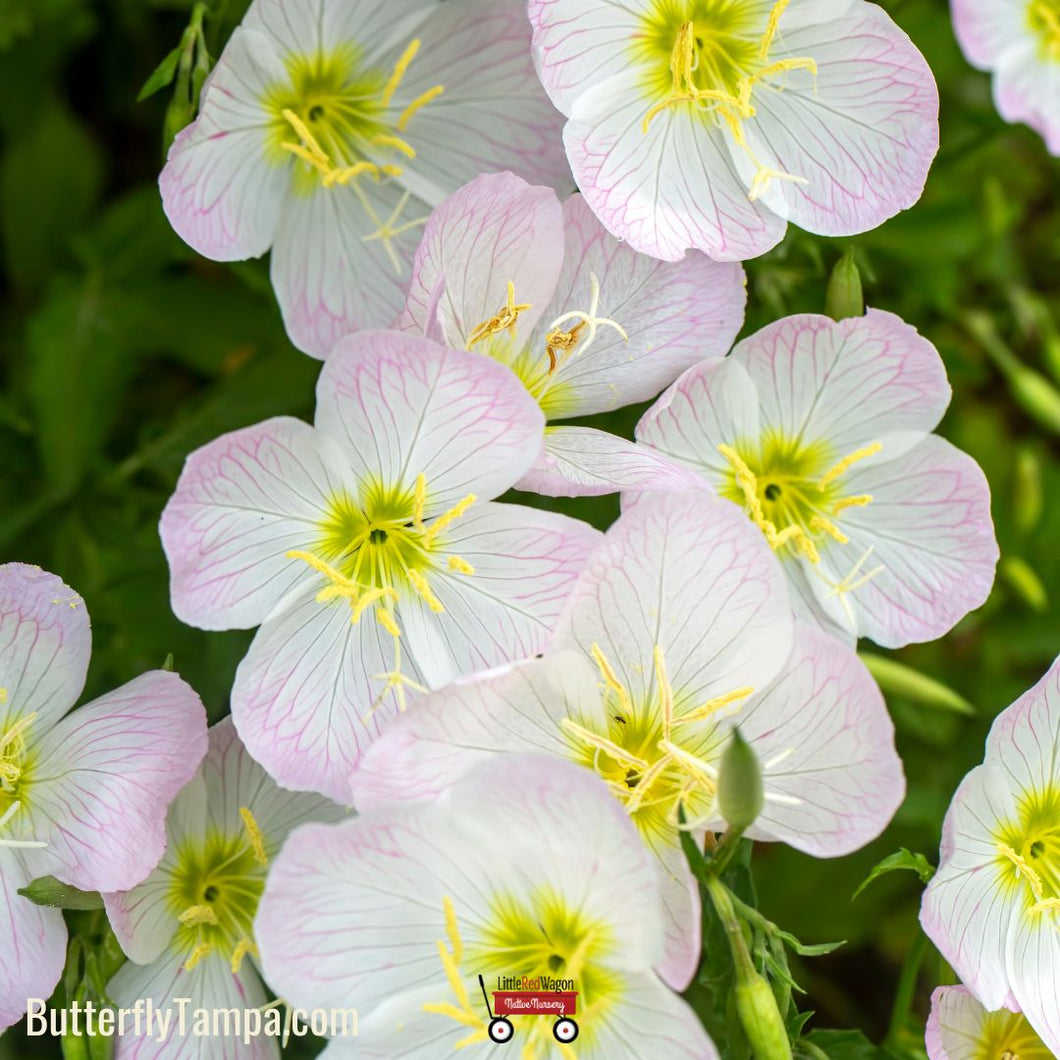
[[424, 494, 477, 547], [675, 687, 755, 726], [1033, 897, 1060, 914], [398, 85, 445, 131], [231, 937, 258, 974], [653, 645, 674, 739], [544, 321, 586, 373], [322, 161, 390, 188], [748, 166, 810, 202], [560, 718, 649, 771], [545, 273, 627, 375], [809, 515, 849, 545], [658, 740, 718, 795], [443, 895, 463, 964], [280, 110, 396, 189], [760, 0, 790, 59], [413, 473, 428, 529], [422, 897, 487, 1041], [184, 943, 213, 972], [590, 644, 634, 716], [377, 608, 402, 640], [239, 806, 268, 867], [999, 842, 1046, 902], [819, 442, 883, 489], [383, 39, 420, 106], [832, 494, 874, 515], [0, 711, 37, 751], [372, 133, 416, 158], [0, 689, 7, 703], [448, 556, 475, 575], [179, 904, 219, 927], [624, 753, 675, 815], [408, 570, 445, 613], [467, 282, 531, 348]]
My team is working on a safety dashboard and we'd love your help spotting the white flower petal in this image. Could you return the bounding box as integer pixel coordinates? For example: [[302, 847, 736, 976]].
[[1006, 907, 1060, 1056], [950, 0, 1033, 69], [993, 41, 1060, 156]]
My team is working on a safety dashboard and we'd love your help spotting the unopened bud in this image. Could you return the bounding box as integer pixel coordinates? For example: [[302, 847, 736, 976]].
[[1010, 368, 1060, 435], [1014, 448, 1043, 535], [825, 251, 864, 321], [735, 973, 794, 1060], [718, 727, 763, 832], [1001, 556, 1048, 614], [859, 653, 974, 716]]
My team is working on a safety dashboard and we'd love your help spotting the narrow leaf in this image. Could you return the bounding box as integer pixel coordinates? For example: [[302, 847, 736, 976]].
[[853, 849, 935, 900], [18, 876, 104, 910]]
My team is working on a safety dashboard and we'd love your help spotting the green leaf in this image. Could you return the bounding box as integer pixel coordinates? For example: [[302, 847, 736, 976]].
[[18, 876, 104, 910], [775, 930, 846, 958], [803, 1029, 883, 1060], [137, 43, 181, 101], [853, 849, 935, 900]]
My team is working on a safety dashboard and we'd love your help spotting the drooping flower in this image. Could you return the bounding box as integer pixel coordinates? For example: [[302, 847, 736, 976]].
[[528, 0, 939, 262], [0, 563, 207, 1031], [926, 986, 1051, 1060], [160, 0, 572, 358], [161, 329, 601, 801], [951, 0, 1060, 155], [257, 753, 720, 1059], [399, 170, 745, 495], [352, 490, 905, 989], [103, 718, 345, 1060], [637, 310, 999, 647], [920, 655, 1060, 1054]]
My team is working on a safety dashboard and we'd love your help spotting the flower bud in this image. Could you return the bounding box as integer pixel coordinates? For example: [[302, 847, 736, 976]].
[[825, 251, 864, 321], [859, 653, 974, 716], [1001, 556, 1048, 614], [1014, 448, 1043, 535], [718, 727, 763, 832], [735, 972, 794, 1060]]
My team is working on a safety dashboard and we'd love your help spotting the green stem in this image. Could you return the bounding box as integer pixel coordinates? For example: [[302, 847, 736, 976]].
[[703, 875, 756, 979], [884, 929, 929, 1050]]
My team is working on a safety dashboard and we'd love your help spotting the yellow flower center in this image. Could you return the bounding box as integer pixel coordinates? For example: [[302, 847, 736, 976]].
[[170, 807, 269, 974], [637, 0, 817, 200], [997, 787, 1060, 918], [0, 702, 49, 851], [975, 1005, 1052, 1060], [1029, 1, 1060, 60], [561, 645, 754, 838]]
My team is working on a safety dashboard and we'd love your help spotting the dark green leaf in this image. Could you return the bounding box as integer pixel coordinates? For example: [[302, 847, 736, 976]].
[[18, 876, 104, 910], [853, 850, 935, 900], [137, 43, 182, 101]]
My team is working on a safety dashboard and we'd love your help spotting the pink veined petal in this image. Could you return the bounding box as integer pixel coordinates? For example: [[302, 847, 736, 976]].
[[812, 435, 999, 649], [993, 41, 1060, 157], [314, 330, 545, 510], [398, 171, 565, 348], [1005, 904, 1060, 1056], [0, 847, 67, 1031], [231, 583, 420, 802], [925, 985, 1041, 1060], [409, 501, 603, 675], [564, 67, 788, 262], [731, 310, 952, 460], [950, 0, 1032, 70], [160, 416, 359, 632], [552, 490, 793, 709], [635, 356, 762, 483], [528, 0, 653, 115], [526, 194, 747, 419], [26, 671, 208, 894], [0, 563, 90, 729], [920, 764, 1021, 1013], [159, 28, 289, 262], [739, 623, 905, 857], [733, 1, 939, 237], [269, 177, 427, 359], [517, 426, 711, 497], [386, 0, 573, 206], [108, 944, 276, 1060]]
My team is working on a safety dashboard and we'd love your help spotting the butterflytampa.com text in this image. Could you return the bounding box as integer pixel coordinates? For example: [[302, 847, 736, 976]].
[[25, 998, 358, 1044]]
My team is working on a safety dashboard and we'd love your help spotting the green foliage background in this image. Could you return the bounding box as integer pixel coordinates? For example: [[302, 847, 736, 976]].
[[0, 0, 1057, 1055]]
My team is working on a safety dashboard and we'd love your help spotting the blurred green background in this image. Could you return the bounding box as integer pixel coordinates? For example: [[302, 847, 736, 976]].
[[0, 0, 1057, 1055]]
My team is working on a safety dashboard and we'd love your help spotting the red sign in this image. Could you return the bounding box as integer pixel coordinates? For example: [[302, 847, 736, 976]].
[[493, 992, 578, 1016]]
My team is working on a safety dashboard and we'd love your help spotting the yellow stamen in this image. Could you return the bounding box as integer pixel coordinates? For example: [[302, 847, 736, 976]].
[[999, 842, 1046, 902], [658, 740, 718, 801], [179, 904, 219, 926], [653, 645, 674, 739], [413, 473, 427, 530], [590, 643, 634, 716], [382, 39, 421, 107], [832, 494, 874, 515], [377, 608, 402, 639], [809, 514, 849, 545], [398, 85, 445, 131], [0, 712, 37, 751], [560, 718, 649, 770], [624, 752, 675, 815], [230, 937, 258, 974], [184, 943, 213, 972], [544, 273, 627, 375], [408, 570, 445, 613], [443, 895, 463, 964], [239, 806, 268, 867], [448, 556, 475, 575], [760, 0, 790, 59], [675, 687, 755, 726], [748, 166, 809, 202], [372, 132, 416, 158], [818, 442, 883, 489], [466, 282, 531, 348], [424, 494, 477, 547]]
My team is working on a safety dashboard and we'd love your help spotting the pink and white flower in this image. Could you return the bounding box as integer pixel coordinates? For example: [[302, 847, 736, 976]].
[[926, 986, 1052, 1060], [104, 718, 346, 1060], [352, 491, 905, 990], [951, 0, 1060, 155], [529, 0, 939, 262], [160, 0, 572, 358], [160, 329, 601, 802], [637, 310, 999, 647], [399, 171, 746, 495], [0, 563, 207, 1031], [257, 753, 720, 1059], [921, 655, 1060, 1055]]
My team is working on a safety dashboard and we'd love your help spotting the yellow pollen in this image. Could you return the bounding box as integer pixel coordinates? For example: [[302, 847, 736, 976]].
[[0, 711, 37, 792], [382, 39, 421, 107], [561, 717, 649, 770], [654, 644, 674, 737], [424, 494, 477, 547], [544, 272, 627, 377], [230, 937, 258, 974], [674, 687, 754, 726], [376, 608, 402, 639], [590, 643, 634, 716], [448, 556, 475, 575], [408, 570, 445, 613], [809, 514, 849, 545], [760, 0, 789, 59], [1033, 897, 1060, 914], [832, 494, 874, 515], [398, 85, 445, 131], [280, 110, 396, 188], [239, 806, 268, 867], [999, 842, 1046, 903], [544, 321, 586, 374], [372, 132, 416, 158], [179, 904, 219, 926], [466, 282, 531, 348], [818, 442, 883, 489], [413, 473, 427, 530], [184, 942, 213, 972], [422, 897, 487, 1042]]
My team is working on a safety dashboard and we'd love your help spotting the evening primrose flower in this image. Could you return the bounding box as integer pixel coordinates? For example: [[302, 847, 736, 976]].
[[637, 310, 999, 647], [257, 754, 720, 1059], [104, 718, 345, 1059], [399, 171, 746, 495], [528, 0, 939, 261], [160, 0, 571, 358], [0, 563, 207, 1031], [927, 986, 1052, 1060], [160, 329, 601, 801], [951, 0, 1060, 155], [353, 491, 904, 989], [921, 655, 1060, 1054]]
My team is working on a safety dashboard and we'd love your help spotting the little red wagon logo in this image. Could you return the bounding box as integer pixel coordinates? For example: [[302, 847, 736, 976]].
[[478, 975, 580, 1045]]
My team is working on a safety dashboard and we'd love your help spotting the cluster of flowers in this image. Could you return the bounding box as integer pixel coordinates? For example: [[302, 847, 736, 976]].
[[2, 0, 1055, 1057]]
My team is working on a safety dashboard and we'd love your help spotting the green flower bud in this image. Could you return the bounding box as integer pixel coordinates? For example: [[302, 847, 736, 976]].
[[718, 727, 763, 832], [859, 653, 974, 716], [1014, 448, 1043, 535], [1001, 556, 1048, 614], [735, 972, 794, 1060], [825, 251, 864, 321]]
